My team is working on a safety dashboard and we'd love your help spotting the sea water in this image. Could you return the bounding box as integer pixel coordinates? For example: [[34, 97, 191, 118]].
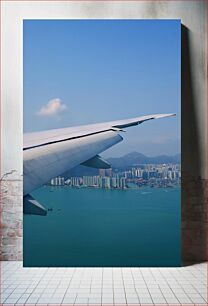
[[23, 186, 181, 267]]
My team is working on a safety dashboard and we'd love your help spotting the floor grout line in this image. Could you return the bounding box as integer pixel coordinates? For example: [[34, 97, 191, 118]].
[[0, 262, 207, 306]]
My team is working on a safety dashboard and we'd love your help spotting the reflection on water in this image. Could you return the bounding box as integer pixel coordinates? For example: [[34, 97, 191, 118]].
[[140, 191, 152, 195]]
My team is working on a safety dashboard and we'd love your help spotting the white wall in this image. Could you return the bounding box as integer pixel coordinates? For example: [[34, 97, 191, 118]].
[[1, 1, 207, 262]]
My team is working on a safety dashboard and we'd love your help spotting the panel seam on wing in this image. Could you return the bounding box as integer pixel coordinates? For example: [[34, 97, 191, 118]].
[[23, 128, 120, 151]]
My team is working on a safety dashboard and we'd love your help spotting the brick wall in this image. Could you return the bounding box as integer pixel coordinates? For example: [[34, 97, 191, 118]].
[[0, 173, 22, 260], [1, 173, 208, 263]]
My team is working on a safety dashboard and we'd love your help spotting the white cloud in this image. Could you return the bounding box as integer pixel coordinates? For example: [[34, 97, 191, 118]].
[[37, 98, 67, 117]]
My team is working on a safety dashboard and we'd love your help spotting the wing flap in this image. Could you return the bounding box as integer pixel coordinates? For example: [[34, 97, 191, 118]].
[[81, 155, 111, 169]]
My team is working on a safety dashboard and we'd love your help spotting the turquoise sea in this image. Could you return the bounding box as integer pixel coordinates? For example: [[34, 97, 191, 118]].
[[23, 186, 181, 267]]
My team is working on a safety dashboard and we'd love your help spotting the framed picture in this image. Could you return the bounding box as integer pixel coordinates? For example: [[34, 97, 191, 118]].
[[23, 19, 181, 267]]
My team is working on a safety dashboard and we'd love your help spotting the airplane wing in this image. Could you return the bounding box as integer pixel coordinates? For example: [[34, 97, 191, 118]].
[[23, 113, 175, 215], [24, 113, 175, 150]]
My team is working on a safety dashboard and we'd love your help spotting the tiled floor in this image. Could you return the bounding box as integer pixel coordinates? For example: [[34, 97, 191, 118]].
[[0, 262, 207, 305]]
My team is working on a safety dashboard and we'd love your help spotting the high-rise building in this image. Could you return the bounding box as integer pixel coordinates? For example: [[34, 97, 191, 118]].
[[83, 176, 94, 186], [124, 171, 132, 179], [50, 176, 65, 186], [131, 168, 137, 178], [116, 177, 120, 188], [57, 177, 65, 185], [167, 171, 173, 179], [106, 168, 113, 177], [99, 169, 105, 177], [104, 177, 111, 188], [98, 177, 103, 188], [111, 177, 117, 188], [120, 177, 126, 189], [50, 178, 55, 185], [92, 176, 99, 186]]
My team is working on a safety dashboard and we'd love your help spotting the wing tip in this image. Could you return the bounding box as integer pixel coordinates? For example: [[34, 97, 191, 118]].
[[157, 113, 176, 119], [169, 113, 176, 117]]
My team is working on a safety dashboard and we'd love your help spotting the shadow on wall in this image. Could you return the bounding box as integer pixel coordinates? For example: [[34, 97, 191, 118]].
[[181, 25, 207, 265]]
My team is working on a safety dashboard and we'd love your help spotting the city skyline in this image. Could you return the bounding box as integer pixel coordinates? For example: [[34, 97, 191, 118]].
[[24, 19, 181, 157], [50, 162, 181, 190]]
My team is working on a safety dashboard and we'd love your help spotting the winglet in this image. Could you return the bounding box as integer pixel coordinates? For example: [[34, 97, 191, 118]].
[[111, 113, 176, 129]]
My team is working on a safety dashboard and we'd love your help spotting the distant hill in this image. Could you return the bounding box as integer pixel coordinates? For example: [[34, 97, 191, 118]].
[[64, 152, 181, 177], [107, 151, 181, 169]]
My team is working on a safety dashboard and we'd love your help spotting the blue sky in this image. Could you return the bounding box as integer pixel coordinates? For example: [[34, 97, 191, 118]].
[[24, 20, 181, 157]]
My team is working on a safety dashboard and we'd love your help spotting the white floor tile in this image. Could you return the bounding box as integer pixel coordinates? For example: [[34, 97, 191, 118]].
[[102, 297, 114, 302], [3, 298, 19, 304], [75, 297, 89, 304], [126, 297, 139, 303], [63, 296, 76, 303], [0, 262, 207, 305], [89, 298, 102, 303], [188, 293, 206, 303], [126, 294, 138, 299], [114, 298, 126, 303]]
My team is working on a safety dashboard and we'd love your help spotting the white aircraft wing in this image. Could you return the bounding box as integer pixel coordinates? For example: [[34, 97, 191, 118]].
[[23, 113, 175, 215]]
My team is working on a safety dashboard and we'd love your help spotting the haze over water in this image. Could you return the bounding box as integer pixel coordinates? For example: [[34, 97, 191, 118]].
[[24, 186, 181, 267]]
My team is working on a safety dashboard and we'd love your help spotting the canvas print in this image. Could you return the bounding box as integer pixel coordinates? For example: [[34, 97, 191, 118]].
[[23, 20, 181, 266]]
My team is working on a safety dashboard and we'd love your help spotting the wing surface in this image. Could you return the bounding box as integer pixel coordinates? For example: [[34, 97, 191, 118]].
[[24, 113, 175, 150], [23, 113, 175, 196]]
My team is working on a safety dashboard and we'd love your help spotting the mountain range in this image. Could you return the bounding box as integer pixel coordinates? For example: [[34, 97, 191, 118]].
[[65, 152, 181, 177], [107, 151, 181, 169]]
